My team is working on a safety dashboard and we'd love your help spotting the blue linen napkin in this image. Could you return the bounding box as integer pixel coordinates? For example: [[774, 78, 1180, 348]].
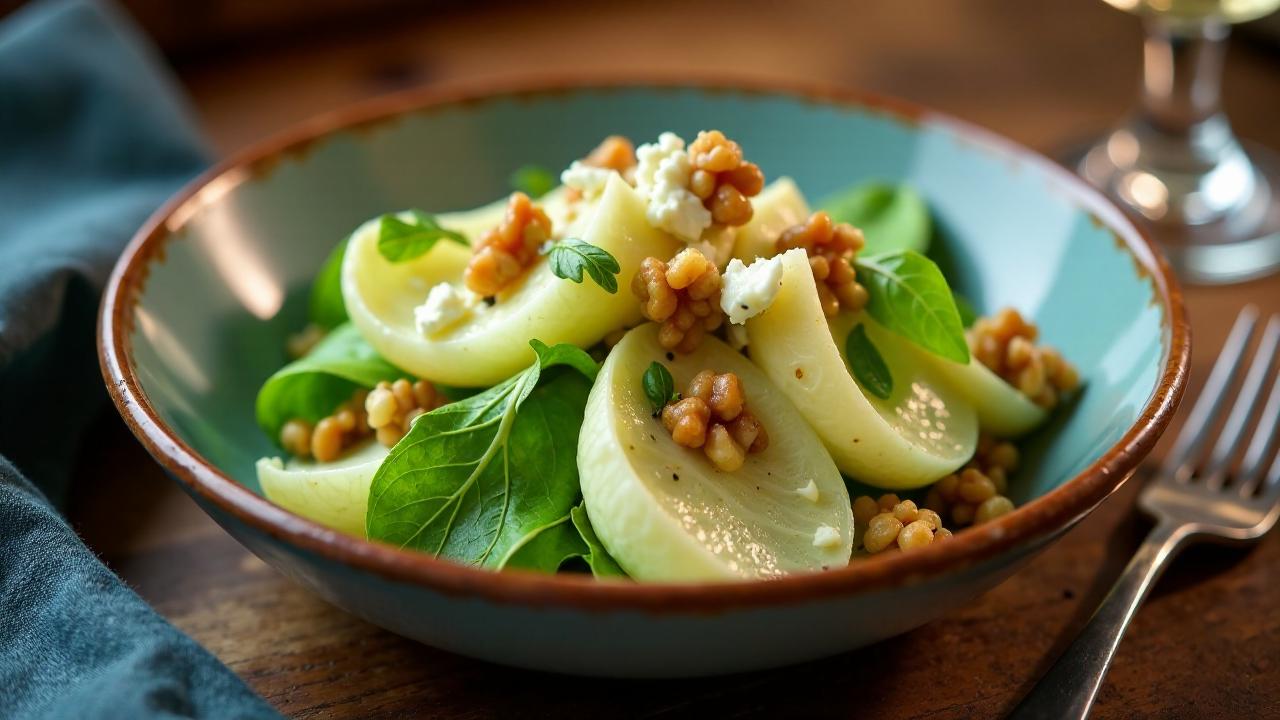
[[0, 1, 281, 717]]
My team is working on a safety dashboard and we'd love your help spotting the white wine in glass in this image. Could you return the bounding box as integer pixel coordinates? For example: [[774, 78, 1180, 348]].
[[1103, 0, 1280, 23], [1076, 0, 1280, 283]]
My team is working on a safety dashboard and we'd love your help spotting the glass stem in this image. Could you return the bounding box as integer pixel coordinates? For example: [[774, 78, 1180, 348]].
[[1139, 15, 1228, 134]]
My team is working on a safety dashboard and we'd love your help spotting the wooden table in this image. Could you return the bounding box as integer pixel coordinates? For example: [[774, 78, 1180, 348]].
[[69, 1, 1280, 717]]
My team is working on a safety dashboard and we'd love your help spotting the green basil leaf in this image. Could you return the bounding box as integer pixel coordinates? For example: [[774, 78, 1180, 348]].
[[543, 238, 620, 294], [571, 505, 627, 578], [845, 323, 893, 400], [953, 293, 979, 329], [529, 338, 601, 381], [855, 250, 970, 364], [256, 323, 406, 443], [376, 211, 468, 263], [642, 361, 677, 416], [308, 238, 348, 329], [365, 342, 598, 568], [819, 182, 931, 255], [509, 164, 557, 199]]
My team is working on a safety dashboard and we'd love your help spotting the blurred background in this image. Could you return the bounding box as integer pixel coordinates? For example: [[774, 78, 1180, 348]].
[[1, 0, 1272, 160]]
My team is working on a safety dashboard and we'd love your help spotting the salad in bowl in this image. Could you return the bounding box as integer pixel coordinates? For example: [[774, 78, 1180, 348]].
[[254, 129, 1079, 582]]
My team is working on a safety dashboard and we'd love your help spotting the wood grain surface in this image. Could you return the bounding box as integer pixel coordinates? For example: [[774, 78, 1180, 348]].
[[69, 0, 1280, 717]]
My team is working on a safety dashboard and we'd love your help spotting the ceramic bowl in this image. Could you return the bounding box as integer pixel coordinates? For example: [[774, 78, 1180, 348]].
[[99, 79, 1189, 677]]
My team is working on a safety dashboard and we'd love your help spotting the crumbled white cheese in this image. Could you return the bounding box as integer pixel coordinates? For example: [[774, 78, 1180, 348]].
[[813, 524, 842, 549], [413, 282, 481, 337], [726, 323, 749, 351], [560, 160, 614, 200], [720, 255, 785, 324], [794, 479, 821, 503], [635, 132, 712, 242]]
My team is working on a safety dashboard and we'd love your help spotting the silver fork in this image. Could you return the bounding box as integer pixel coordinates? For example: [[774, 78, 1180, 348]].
[[1011, 306, 1280, 720]]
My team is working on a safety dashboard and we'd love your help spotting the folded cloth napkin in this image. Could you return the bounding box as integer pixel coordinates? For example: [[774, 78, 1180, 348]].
[[0, 1, 281, 717]]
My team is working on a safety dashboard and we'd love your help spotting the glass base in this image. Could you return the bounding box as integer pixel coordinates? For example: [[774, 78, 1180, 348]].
[[1066, 138, 1280, 285]]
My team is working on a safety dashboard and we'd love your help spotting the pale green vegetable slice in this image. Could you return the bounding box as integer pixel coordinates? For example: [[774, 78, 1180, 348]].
[[578, 324, 852, 581], [342, 175, 681, 386], [921, 353, 1047, 438], [256, 440, 389, 536], [746, 249, 977, 489], [732, 177, 811, 262]]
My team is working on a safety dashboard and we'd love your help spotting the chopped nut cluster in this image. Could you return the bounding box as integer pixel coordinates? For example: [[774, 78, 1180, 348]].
[[686, 130, 765, 227], [924, 434, 1020, 527], [364, 379, 445, 447], [279, 379, 444, 462], [464, 192, 553, 298], [584, 135, 637, 173], [852, 494, 952, 554], [632, 247, 725, 353], [968, 308, 1080, 409], [776, 211, 869, 317], [660, 370, 768, 472]]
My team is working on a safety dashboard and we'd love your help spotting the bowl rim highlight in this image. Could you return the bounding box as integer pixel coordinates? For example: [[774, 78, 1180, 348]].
[[98, 76, 1190, 612]]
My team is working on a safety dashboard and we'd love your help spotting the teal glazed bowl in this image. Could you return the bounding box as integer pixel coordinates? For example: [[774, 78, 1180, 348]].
[[99, 79, 1189, 677]]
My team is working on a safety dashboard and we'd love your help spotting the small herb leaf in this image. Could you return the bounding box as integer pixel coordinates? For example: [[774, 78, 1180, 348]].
[[855, 250, 970, 364], [309, 238, 349, 329], [509, 165, 557, 199], [818, 182, 931, 255], [845, 323, 893, 400], [642, 361, 677, 416], [543, 238, 620, 294], [376, 211, 468, 263]]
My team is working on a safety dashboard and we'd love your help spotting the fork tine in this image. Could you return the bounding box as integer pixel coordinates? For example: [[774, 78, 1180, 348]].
[[1237, 344, 1280, 498], [1161, 306, 1259, 481], [1202, 315, 1280, 489]]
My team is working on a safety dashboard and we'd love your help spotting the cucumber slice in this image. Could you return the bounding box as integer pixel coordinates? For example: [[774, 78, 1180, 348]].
[[256, 439, 389, 536], [732, 177, 811, 262], [746, 249, 977, 489], [342, 175, 682, 386], [578, 324, 853, 581]]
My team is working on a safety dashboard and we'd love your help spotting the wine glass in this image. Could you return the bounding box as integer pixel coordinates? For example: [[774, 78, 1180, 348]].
[[1074, 0, 1280, 283]]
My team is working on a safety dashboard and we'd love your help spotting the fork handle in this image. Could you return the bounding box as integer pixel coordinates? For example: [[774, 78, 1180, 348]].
[[1009, 520, 1193, 720]]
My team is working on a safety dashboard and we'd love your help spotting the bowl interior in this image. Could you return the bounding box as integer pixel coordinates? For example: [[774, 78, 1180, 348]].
[[126, 85, 1168, 513]]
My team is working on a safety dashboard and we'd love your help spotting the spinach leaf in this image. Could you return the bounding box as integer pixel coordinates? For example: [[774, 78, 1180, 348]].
[[642, 361, 677, 415], [819, 182, 931, 255], [509, 164, 557, 199], [377, 210, 468, 263], [256, 323, 406, 442], [501, 504, 628, 578], [309, 238, 349, 329], [365, 342, 599, 569], [502, 512, 588, 573], [571, 504, 626, 578], [542, 238, 621, 294], [855, 250, 970, 364], [845, 323, 893, 400]]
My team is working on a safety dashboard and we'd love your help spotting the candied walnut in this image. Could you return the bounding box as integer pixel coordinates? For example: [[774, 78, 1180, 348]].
[[657, 369, 768, 471], [464, 192, 552, 297], [852, 493, 953, 553], [777, 211, 869, 317], [922, 434, 1021, 528], [631, 248, 724, 353], [686, 130, 765, 228], [967, 308, 1079, 409], [364, 379, 445, 447], [585, 135, 637, 172]]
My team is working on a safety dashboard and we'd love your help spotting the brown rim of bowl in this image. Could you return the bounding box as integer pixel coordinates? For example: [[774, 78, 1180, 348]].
[[98, 75, 1190, 613]]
